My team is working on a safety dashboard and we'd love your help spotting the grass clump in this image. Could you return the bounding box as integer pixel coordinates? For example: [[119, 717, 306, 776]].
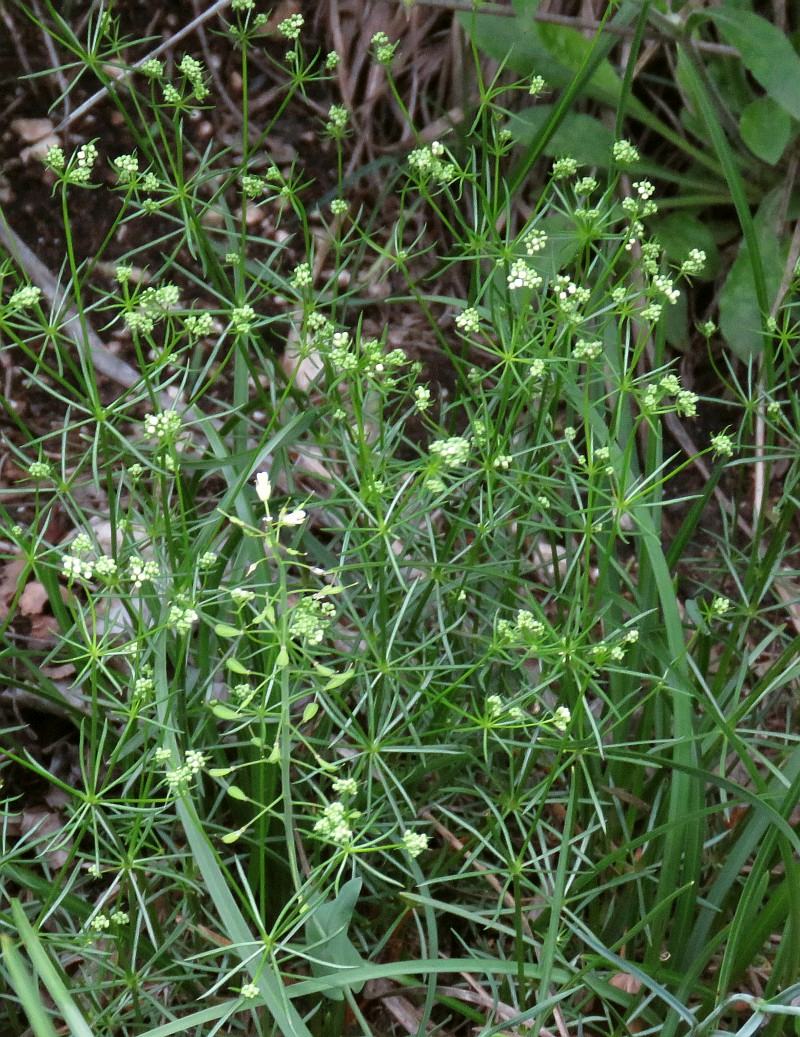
[[1, 8, 800, 1037]]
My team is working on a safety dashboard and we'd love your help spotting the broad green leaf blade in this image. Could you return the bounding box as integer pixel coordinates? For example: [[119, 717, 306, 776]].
[[719, 191, 786, 360], [1, 935, 59, 1037], [304, 878, 367, 1000], [508, 107, 615, 167], [152, 638, 314, 1037], [139, 1002, 241, 1037], [707, 10, 800, 120], [10, 901, 94, 1037], [678, 50, 772, 356], [462, 12, 622, 105], [739, 96, 793, 165], [654, 212, 720, 279]]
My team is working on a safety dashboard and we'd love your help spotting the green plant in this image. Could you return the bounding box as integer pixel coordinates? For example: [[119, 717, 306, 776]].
[[1, 5, 799, 1036]]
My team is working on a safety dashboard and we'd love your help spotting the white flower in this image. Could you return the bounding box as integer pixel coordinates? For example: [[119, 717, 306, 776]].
[[280, 508, 307, 527], [278, 13, 303, 39], [28, 460, 51, 479], [414, 385, 432, 412], [254, 471, 272, 503], [402, 830, 429, 858], [507, 260, 542, 291], [552, 156, 578, 179], [429, 436, 470, 467], [8, 285, 42, 309], [185, 750, 207, 773], [680, 249, 706, 277], [168, 604, 198, 634], [553, 706, 571, 732], [455, 307, 480, 334], [524, 228, 547, 255], [314, 800, 357, 844], [486, 694, 503, 718], [612, 139, 639, 163]]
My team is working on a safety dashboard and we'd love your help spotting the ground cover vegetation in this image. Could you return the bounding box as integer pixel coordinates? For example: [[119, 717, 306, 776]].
[[1, 1, 799, 1034]]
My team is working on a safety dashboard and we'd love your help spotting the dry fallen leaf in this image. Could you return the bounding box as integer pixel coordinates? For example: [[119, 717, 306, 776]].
[[19, 579, 49, 617], [609, 971, 643, 996], [0, 558, 25, 618], [11, 116, 60, 162]]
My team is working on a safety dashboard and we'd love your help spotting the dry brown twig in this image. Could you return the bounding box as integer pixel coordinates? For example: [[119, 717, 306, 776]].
[[0, 213, 144, 391], [52, 0, 232, 135], [393, 0, 738, 55]]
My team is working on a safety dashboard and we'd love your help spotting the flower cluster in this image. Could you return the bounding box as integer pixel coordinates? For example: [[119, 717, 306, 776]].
[[710, 431, 734, 459], [50, 141, 98, 185], [552, 156, 578, 179], [168, 603, 199, 635], [589, 627, 639, 666], [291, 262, 313, 289], [429, 436, 470, 468], [371, 31, 397, 65], [552, 706, 571, 732], [455, 307, 480, 334], [231, 304, 256, 334], [680, 249, 706, 278], [497, 608, 546, 648], [140, 58, 163, 78], [325, 330, 407, 385], [289, 595, 335, 646], [185, 311, 214, 338], [63, 553, 94, 581], [612, 139, 639, 164], [113, 153, 139, 183], [164, 748, 207, 790], [651, 273, 680, 305], [8, 285, 42, 310], [573, 338, 602, 362], [552, 276, 591, 323], [91, 555, 115, 580], [128, 556, 160, 590], [524, 227, 547, 255], [124, 283, 181, 334], [313, 800, 360, 845], [177, 54, 209, 101], [241, 173, 266, 197], [144, 410, 182, 444], [326, 104, 348, 138], [278, 13, 303, 40], [507, 259, 542, 292], [401, 830, 429, 858], [407, 142, 457, 186], [641, 373, 698, 417]]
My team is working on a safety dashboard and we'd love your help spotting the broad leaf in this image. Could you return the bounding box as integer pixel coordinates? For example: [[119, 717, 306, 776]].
[[708, 10, 800, 120], [304, 878, 367, 1001], [739, 96, 793, 165], [508, 106, 614, 167], [463, 13, 621, 106], [654, 213, 720, 279], [719, 191, 786, 359]]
